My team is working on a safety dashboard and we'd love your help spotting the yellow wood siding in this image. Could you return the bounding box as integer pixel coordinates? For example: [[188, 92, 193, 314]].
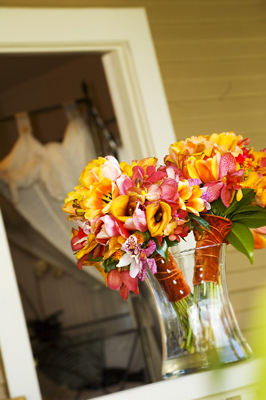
[[0, 0, 266, 361]]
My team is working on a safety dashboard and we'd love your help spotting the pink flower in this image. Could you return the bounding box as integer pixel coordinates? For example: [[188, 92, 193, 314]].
[[204, 153, 244, 207], [117, 235, 157, 279], [107, 269, 139, 301], [95, 215, 130, 244], [116, 174, 133, 195], [124, 202, 148, 232], [102, 156, 121, 181]]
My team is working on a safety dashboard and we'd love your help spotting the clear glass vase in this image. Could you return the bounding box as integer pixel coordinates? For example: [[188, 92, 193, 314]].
[[145, 243, 253, 379]]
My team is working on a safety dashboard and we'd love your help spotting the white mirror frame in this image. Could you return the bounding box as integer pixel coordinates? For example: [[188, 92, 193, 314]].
[[0, 7, 176, 399]]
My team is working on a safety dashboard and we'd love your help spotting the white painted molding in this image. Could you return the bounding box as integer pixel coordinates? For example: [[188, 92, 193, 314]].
[[96, 359, 262, 400], [0, 209, 42, 400]]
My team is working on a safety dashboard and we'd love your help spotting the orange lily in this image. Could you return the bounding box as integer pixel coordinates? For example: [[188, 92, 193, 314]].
[[178, 180, 205, 215], [251, 228, 266, 249], [187, 153, 220, 183]]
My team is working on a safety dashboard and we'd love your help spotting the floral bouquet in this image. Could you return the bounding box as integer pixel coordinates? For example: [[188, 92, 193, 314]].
[[63, 132, 266, 356]]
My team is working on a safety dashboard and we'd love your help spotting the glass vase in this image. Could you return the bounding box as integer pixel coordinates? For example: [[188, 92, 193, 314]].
[[145, 243, 253, 379]]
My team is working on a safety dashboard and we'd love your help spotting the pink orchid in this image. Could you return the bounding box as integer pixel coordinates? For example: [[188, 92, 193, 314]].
[[124, 202, 148, 232], [107, 269, 139, 301], [204, 153, 244, 207], [117, 235, 157, 279]]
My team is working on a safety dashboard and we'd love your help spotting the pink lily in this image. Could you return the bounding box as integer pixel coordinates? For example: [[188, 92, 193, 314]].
[[124, 202, 148, 232], [204, 153, 244, 207]]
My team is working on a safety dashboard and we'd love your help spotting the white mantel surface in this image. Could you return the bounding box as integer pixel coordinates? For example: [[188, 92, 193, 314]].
[[93, 359, 263, 400]]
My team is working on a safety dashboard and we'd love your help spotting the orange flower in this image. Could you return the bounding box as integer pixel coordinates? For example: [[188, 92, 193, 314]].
[[167, 133, 246, 179], [103, 236, 126, 260], [146, 201, 171, 237], [251, 229, 266, 249], [187, 153, 220, 183], [75, 233, 98, 261], [178, 180, 205, 215], [119, 157, 158, 178], [113, 249, 124, 261], [81, 178, 119, 220]]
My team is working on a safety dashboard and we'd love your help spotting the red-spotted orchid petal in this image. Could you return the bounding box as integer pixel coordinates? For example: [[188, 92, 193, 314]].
[[219, 153, 236, 178], [204, 181, 224, 202], [107, 269, 122, 290], [119, 283, 129, 301], [120, 270, 138, 291]]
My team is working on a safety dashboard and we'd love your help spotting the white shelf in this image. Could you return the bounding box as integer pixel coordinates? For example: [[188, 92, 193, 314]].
[[93, 359, 263, 400]]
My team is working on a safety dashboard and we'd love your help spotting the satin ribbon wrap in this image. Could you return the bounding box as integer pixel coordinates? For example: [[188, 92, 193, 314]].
[[153, 252, 191, 302], [193, 214, 232, 285]]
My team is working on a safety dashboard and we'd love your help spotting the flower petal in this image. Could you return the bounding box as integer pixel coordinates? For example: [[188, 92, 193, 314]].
[[120, 270, 138, 291], [219, 153, 236, 178], [116, 253, 133, 268], [129, 258, 141, 278], [119, 283, 129, 300], [107, 269, 122, 290]]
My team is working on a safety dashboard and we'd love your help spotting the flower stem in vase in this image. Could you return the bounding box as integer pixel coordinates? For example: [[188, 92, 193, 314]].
[[192, 214, 251, 361], [153, 252, 194, 352]]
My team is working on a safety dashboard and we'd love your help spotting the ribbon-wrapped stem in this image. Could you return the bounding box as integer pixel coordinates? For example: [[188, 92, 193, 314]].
[[153, 252, 194, 351], [193, 215, 232, 285]]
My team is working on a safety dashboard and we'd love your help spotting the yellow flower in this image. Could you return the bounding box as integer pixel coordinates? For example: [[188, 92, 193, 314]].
[[255, 177, 266, 207], [109, 195, 138, 222], [119, 157, 158, 178], [187, 153, 220, 183], [178, 180, 205, 215], [146, 201, 171, 237], [167, 133, 245, 178], [75, 233, 98, 261], [209, 132, 243, 156], [103, 236, 126, 260], [81, 178, 119, 220]]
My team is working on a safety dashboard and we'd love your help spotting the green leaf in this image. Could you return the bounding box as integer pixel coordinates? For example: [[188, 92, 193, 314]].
[[226, 222, 254, 264], [231, 205, 266, 215], [224, 189, 255, 217], [190, 214, 210, 231], [210, 197, 226, 216], [165, 237, 179, 248], [87, 254, 103, 263], [231, 212, 266, 228], [192, 222, 203, 240], [102, 258, 118, 273], [156, 238, 169, 264]]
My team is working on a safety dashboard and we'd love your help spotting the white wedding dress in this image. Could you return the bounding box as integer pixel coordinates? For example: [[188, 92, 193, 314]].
[[0, 111, 104, 283]]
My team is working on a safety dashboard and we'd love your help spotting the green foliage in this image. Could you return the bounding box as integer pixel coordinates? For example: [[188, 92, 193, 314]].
[[102, 257, 117, 273], [155, 238, 169, 265], [87, 254, 103, 263], [227, 222, 254, 264], [224, 189, 255, 217], [231, 211, 266, 228]]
